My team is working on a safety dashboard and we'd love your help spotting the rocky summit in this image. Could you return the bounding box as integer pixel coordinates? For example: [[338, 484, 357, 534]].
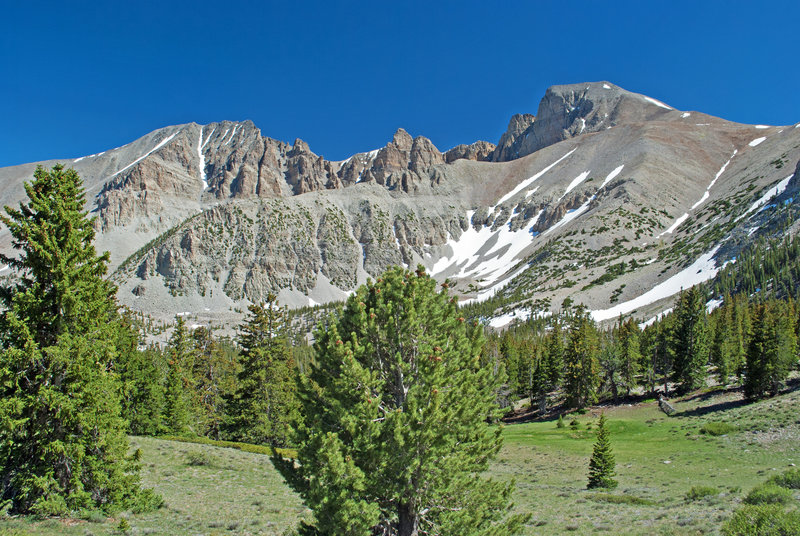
[[1, 81, 798, 329]]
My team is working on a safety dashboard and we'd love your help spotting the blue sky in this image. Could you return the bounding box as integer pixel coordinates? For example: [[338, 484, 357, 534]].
[[2, 0, 799, 167]]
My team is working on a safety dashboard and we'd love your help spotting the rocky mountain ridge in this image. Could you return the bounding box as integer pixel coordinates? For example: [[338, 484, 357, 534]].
[[1, 81, 798, 329]]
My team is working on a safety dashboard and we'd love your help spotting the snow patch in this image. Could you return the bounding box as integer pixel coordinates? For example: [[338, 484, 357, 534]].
[[73, 156, 85, 163], [657, 213, 689, 237], [644, 96, 672, 110], [495, 148, 576, 206], [592, 246, 721, 322], [640, 308, 673, 329], [525, 186, 539, 198], [489, 309, 531, 329], [197, 127, 209, 190], [690, 192, 710, 211], [603, 83, 611, 89], [226, 125, 239, 145], [754, 125, 770, 129], [741, 174, 794, 218], [599, 165, 624, 190], [560, 170, 591, 200], [681, 112, 691, 118], [110, 133, 177, 178], [544, 200, 591, 236], [545, 164, 624, 236], [748, 137, 766, 147], [691, 150, 735, 210]]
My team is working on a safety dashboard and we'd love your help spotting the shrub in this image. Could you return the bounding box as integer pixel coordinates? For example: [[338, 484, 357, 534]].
[[685, 486, 720, 501], [743, 483, 793, 505], [185, 451, 215, 467], [557, 415, 565, 428], [722, 504, 800, 536], [767, 468, 800, 490], [700, 422, 737, 436]]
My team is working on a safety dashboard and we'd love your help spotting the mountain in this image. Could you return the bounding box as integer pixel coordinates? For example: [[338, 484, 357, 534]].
[[1, 82, 798, 329]]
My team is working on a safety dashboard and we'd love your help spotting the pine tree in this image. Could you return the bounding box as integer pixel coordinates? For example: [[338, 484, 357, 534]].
[[191, 326, 238, 439], [670, 287, 709, 393], [227, 295, 298, 447], [744, 301, 798, 399], [544, 318, 564, 389], [617, 318, 641, 396], [587, 414, 617, 489], [0, 165, 156, 515], [273, 267, 528, 535], [162, 316, 195, 435], [598, 331, 622, 401], [563, 308, 600, 409], [115, 313, 166, 436]]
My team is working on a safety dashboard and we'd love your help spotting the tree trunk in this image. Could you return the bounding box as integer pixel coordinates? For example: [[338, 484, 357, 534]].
[[398, 501, 418, 536]]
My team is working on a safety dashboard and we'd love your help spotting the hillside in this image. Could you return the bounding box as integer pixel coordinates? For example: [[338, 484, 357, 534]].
[[1, 82, 798, 328], [2, 382, 798, 535]]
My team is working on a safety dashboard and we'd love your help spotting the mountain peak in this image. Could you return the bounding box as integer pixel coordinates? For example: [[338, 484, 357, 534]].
[[392, 128, 413, 151], [493, 81, 677, 161]]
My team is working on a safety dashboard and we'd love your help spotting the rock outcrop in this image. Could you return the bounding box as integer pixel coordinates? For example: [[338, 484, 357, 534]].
[[445, 140, 496, 163], [492, 82, 676, 161]]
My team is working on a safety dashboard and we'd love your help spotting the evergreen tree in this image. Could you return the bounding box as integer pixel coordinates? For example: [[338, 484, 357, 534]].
[[709, 300, 735, 385], [162, 316, 195, 435], [744, 301, 798, 399], [670, 287, 709, 392], [0, 165, 156, 514], [598, 332, 622, 401], [617, 318, 641, 396], [587, 414, 617, 489], [544, 318, 564, 389], [563, 308, 600, 409], [115, 313, 166, 436], [227, 295, 298, 447], [273, 267, 527, 535], [191, 326, 238, 439]]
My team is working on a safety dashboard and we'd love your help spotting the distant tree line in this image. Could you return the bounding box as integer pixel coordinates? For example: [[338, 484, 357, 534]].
[[486, 286, 799, 415]]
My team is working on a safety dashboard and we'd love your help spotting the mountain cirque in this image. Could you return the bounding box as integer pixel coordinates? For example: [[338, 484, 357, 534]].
[[1, 82, 798, 328]]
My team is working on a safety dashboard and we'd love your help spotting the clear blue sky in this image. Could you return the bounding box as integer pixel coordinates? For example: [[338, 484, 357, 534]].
[[2, 0, 799, 167]]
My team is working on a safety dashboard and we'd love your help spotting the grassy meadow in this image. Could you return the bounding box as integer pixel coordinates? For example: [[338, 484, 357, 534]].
[[2, 383, 799, 535]]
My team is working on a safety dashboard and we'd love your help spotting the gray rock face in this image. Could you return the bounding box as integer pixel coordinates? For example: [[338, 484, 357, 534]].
[[492, 114, 535, 162], [493, 82, 676, 161], [445, 141, 496, 163]]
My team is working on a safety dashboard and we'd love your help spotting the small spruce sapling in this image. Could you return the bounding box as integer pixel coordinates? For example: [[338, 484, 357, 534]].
[[588, 413, 618, 489]]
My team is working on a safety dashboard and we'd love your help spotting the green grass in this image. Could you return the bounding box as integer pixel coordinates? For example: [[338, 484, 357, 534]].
[[2, 385, 799, 535]]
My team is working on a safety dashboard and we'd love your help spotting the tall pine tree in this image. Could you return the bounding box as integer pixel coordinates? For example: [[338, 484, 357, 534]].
[[563, 308, 600, 409], [273, 267, 527, 535], [0, 164, 156, 515], [162, 316, 195, 435], [670, 287, 709, 393], [744, 301, 798, 399], [227, 295, 298, 447]]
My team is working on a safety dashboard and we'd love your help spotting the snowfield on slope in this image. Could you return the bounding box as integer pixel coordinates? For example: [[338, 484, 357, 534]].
[[591, 246, 721, 322]]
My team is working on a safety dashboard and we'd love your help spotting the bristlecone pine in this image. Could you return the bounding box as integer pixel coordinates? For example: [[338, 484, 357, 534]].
[[587, 413, 618, 489]]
